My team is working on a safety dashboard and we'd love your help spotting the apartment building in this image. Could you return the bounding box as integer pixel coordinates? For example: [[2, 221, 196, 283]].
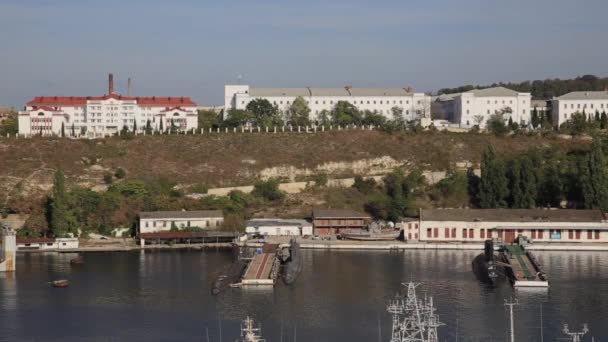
[[551, 91, 608, 127]]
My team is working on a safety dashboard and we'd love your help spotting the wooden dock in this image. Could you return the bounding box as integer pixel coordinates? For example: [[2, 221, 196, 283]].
[[241, 253, 278, 286]]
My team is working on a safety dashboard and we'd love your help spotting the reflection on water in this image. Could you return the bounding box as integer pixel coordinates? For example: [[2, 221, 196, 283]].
[[0, 249, 607, 341]]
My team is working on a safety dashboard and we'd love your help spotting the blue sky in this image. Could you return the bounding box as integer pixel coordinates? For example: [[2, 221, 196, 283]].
[[1, 0, 607, 107]]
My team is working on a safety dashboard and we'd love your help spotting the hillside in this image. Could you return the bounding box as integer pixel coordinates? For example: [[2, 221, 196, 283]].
[[0, 130, 587, 203]]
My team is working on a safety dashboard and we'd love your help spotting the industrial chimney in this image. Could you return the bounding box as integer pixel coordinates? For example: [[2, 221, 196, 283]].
[[127, 77, 132, 97], [108, 73, 115, 94]]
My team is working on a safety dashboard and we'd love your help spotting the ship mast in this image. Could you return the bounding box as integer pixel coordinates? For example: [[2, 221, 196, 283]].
[[238, 317, 266, 342], [562, 324, 589, 342], [387, 282, 443, 342]]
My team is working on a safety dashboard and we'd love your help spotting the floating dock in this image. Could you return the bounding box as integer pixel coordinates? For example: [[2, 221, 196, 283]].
[[501, 245, 549, 288], [240, 252, 280, 286]]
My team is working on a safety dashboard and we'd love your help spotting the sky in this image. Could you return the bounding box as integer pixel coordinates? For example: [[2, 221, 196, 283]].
[[1, 0, 607, 107]]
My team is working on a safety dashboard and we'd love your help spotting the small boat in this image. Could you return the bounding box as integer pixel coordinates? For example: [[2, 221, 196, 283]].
[[52, 280, 70, 288], [70, 256, 84, 265], [340, 230, 400, 241]]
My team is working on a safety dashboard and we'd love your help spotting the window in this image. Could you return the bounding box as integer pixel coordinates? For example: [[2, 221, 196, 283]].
[[451, 228, 457, 238], [469, 229, 474, 239], [587, 230, 593, 239], [415, 224, 418, 229], [531, 230, 536, 239], [434, 228, 438, 238], [145, 222, 149, 228], [463, 228, 467, 239], [480, 229, 485, 239], [163, 221, 166, 227], [427, 228, 432, 238], [444, 228, 450, 238], [575, 230, 581, 240], [408, 223, 412, 230], [538, 230, 543, 239], [568, 230, 573, 239], [595, 230, 600, 240]]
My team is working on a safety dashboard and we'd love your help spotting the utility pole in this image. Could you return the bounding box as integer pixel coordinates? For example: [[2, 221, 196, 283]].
[[504, 298, 518, 342], [562, 324, 589, 342]]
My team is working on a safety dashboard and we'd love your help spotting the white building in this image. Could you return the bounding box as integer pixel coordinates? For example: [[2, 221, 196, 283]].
[[224, 85, 431, 123], [18, 74, 198, 138], [16, 237, 79, 251], [245, 218, 313, 237], [415, 209, 608, 244], [139, 210, 224, 234], [453, 87, 532, 128], [551, 91, 608, 127]]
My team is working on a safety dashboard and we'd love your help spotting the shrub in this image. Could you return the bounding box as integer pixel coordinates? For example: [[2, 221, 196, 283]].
[[103, 173, 113, 185], [313, 173, 329, 187], [252, 178, 285, 201], [114, 167, 126, 179], [189, 183, 208, 194], [353, 176, 377, 194]]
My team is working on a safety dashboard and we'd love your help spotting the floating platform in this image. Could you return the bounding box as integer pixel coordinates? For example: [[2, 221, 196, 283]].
[[501, 245, 549, 288], [240, 252, 279, 286]]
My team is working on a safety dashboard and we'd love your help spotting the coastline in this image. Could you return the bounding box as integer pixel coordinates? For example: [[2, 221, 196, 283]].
[[16, 240, 608, 253]]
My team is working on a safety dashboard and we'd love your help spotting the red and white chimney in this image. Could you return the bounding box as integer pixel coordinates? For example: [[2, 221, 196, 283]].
[[108, 73, 115, 94]]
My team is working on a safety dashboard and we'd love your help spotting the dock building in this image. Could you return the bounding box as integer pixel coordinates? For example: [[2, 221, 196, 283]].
[[224, 85, 432, 123], [416, 209, 608, 244], [312, 208, 371, 236], [245, 219, 313, 237], [139, 210, 224, 234], [18, 74, 198, 138]]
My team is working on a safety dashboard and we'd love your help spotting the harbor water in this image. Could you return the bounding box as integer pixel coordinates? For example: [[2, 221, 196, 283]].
[[1, 249, 607, 341]]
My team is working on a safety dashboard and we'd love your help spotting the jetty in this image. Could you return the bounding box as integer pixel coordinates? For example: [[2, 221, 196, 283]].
[[501, 245, 549, 288], [240, 252, 280, 286]]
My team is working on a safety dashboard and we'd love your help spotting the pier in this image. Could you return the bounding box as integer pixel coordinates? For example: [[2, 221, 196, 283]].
[[502, 245, 549, 288], [240, 252, 279, 286]]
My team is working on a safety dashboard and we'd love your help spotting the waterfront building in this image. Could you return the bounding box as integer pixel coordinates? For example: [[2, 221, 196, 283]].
[[453, 87, 532, 129], [16, 237, 79, 251], [224, 85, 432, 124], [18, 74, 198, 138], [416, 209, 608, 244], [551, 91, 608, 127], [312, 208, 371, 235], [245, 218, 313, 237], [138, 210, 224, 234]]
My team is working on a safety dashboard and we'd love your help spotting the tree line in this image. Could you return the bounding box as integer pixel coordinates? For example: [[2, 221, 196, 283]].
[[438, 74, 608, 99]]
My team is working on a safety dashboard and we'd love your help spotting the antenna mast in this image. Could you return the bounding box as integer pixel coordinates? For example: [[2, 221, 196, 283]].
[[504, 298, 518, 342]]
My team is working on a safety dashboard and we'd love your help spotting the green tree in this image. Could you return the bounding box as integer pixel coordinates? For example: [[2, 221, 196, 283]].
[[286, 96, 311, 127], [0, 110, 18, 136], [145, 120, 152, 134], [246, 99, 281, 127], [478, 146, 509, 208], [560, 112, 590, 135], [507, 159, 523, 208], [50, 170, 70, 237], [60, 122, 65, 137], [519, 157, 537, 208], [538, 164, 562, 207], [114, 168, 126, 179], [601, 111, 607, 130], [252, 178, 285, 201], [317, 110, 331, 126], [353, 176, 377, 194], [580, 138, 608, 211], [223, 109, 252, 128], [133, 120, 137, 133], [383, 170, 407, 222], [159, 119, 164, 132], [531, 108, 540, 129], [361, 110, 386, 126], [71, 123, 76, 137], [198, 110, 219, 130], [486, 112, 509, 136], [331, 101, 361, 126]]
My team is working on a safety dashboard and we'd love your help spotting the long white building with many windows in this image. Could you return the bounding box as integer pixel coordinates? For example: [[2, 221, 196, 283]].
[[18, 74, 198, 138], [224, 85, 431, 123], [453, 87, 531, 128], [551, 91, 608, 127]]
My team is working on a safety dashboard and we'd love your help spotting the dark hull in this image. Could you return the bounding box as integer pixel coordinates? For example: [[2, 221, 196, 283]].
[[282, 241, 303, 285], [472, 254, 504, 286], [211, 259, 246, 295]]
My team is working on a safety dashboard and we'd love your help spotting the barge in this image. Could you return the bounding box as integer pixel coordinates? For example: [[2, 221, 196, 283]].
[[500, 244, 549, 288]]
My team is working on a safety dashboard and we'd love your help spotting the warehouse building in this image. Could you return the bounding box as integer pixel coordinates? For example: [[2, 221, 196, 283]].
[[416, 209, 608, 244], [312, 208, 371, 235], [245, 218, 313, 237], [139, 210, 224, 234], [224, 85, 431, 123]]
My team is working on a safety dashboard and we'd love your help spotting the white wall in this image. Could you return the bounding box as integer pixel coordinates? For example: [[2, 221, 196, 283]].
[[139, 217, 224, 233], [552, 99, 608, 127], [455, 93, 531, 128]]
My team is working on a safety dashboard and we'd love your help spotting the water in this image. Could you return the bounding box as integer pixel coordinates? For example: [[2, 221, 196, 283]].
[[1, 249, 607, 341]]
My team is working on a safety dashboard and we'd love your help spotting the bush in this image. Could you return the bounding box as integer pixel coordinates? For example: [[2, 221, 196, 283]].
[[353, 176, 377, 194], [189, 183, 208, 194], [103, 173, 113, 185], [313, 173, 329, 187], [252, 178, 285, 201], [114, 168, 126, 179]]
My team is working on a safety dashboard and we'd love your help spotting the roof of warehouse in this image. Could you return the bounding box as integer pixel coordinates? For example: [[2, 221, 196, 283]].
[[313, 208, 371, 219], [420, 209, 605, 223], [249, 87, 416, 97], [556, 91, 608, 100], [246, 219, 312, 227], [139, 210, 223, 219], [466, 86, 524, 97], [26, 94, 196, 107]]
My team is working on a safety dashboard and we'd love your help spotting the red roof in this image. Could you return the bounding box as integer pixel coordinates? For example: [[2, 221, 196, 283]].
[[26, 95, 197, 107], [17, 237, 55, 244]]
